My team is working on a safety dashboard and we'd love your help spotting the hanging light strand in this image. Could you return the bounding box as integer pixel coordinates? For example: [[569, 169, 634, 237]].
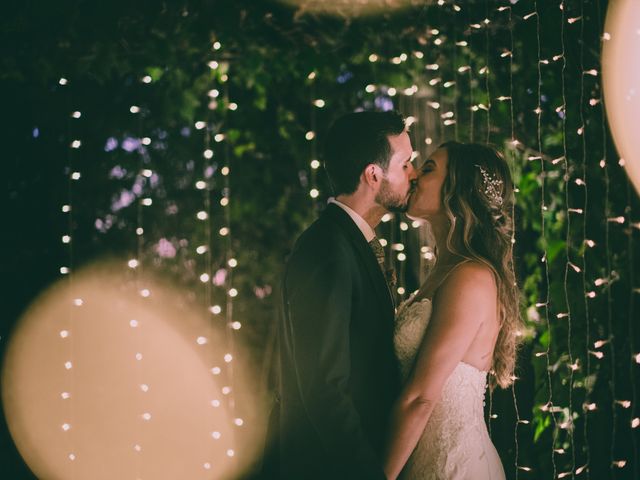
[[501, 5, 522, 477], [559, 1, 577, 474], [221, 67, 238, 462], [533, 2, 558, 477], [578, 0, 593, 474], [60, 75, 77, 475]]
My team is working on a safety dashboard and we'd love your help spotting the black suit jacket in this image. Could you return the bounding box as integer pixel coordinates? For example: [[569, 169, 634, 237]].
[[266, 203, 401, 479]]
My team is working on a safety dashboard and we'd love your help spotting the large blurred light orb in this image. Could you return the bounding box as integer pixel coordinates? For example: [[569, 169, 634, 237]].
[[2, 262, 262, 479], [280, 0, 428, 17], [602, 0, 640, 195]]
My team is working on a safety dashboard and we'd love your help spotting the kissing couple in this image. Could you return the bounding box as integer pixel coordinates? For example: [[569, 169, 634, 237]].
[[265, 110, 520, 479]]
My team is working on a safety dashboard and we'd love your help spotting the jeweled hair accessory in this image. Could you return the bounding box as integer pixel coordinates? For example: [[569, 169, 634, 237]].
[[475, 164, 503, 207]]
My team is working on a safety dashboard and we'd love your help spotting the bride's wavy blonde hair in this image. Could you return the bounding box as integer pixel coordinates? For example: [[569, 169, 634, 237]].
[[438, 141, 523, 389]]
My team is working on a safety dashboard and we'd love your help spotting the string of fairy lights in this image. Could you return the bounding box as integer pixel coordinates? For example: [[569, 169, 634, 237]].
[[308, 71, 321, 204], [59, 75, 78, 476], [558, 2, 577, 476], [497, 4, 526, 477], [578, 0, 592, 475], [131, 79, 145, 475], [203, 42, 241, 467]]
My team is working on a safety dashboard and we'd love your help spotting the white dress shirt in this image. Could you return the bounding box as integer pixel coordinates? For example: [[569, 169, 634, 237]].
[[328, 197, 376, 243]]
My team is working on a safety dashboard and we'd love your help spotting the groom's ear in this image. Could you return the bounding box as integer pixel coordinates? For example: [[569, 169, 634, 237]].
[[362, 164, 381, 188]]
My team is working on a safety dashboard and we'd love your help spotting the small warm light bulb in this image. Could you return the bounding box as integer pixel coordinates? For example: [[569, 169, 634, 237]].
[[129, 319, 138, 328], [309, 189, 320, 198], [142, 75, 152, 83], [365, 84, 376, 93], [64, 361, 73, 370], [226, 450, 235, 457], [387, 87, 397, 96], [203, 149, 214, 159], [140, 289, 150, 297], [221, 166, 230, 176], [195, 121, 207, 129], [62, 235, 71, 244], [231, 321, 242, 330], [199, 273, 210, 283], [214, 134, 225, 142], [128, 259, 139, 268], [211, 367, 221, 375], [228, 288, 238, 297], [142, 412, 152, 421], [60, 330, 69, 338], [305, 131, 315, 141], [130, 106, 140, 114], [73, 298, 83, 306], [234, 418, 244, 426], [196, 336, 207, 345], [219, 227, 229, 236], [197, 211, 208, 220], [224, 354, 233, 363], [196, 245, 208, 254], [142, 198, 152, 206], [60, 266, 69, 274], [212, 431, 221, 439], [136, 227, 144, 235], [369, 54, 378, 62], [59, 78, 68, 85], [310, 159, 320, 169], [313, 99, 325, 108], [140, 384, 149, 392], [71, 171, 81, 180], [228, 258, 237, 268], [210, 305, 222, 315], [222, 386, 231, 395]]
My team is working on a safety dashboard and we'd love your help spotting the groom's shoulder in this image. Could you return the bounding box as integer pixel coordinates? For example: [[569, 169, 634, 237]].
[[290, 213, 351, 260]]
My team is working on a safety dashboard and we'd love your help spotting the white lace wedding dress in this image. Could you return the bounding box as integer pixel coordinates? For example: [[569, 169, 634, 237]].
[[394, 296, 506, 479]]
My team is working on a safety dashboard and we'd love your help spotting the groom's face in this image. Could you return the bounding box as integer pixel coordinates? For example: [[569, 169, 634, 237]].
[[375, 131, 416, 213]]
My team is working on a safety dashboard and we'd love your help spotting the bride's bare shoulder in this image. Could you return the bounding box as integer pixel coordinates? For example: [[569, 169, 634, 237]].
[[439, 260, 497, 302]]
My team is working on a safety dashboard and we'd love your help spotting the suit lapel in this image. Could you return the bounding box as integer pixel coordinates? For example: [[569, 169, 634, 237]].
[[323, 204, 395, 314]]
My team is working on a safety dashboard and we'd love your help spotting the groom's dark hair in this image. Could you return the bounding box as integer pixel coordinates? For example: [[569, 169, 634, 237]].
[[323, 110, 406, 196]]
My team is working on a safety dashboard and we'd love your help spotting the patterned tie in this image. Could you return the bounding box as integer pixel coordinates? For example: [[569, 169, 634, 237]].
[[369, 236, 397, 294]]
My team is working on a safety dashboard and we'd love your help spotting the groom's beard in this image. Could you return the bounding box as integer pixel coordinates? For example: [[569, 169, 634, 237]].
[[376, 177, 412, 213]]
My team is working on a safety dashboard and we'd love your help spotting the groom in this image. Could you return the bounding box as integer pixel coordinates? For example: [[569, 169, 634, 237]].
[[267, 111, 417, 479]]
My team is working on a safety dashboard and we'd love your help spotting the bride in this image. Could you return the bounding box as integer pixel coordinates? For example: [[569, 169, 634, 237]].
[[383, 142, 522, 479]]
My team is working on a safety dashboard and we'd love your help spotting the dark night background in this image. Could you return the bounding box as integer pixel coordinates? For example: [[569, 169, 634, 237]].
[[2, 0, 639, 478]]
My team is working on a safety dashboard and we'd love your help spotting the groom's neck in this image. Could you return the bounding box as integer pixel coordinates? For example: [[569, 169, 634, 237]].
[[335, 193, 385, 230]]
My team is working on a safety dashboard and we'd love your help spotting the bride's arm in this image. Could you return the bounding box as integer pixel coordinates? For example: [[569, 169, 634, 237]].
[[382, 263, 497, 479]]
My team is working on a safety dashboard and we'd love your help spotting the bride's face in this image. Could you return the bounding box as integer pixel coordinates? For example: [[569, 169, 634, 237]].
[[407, 148, 448, 220]]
